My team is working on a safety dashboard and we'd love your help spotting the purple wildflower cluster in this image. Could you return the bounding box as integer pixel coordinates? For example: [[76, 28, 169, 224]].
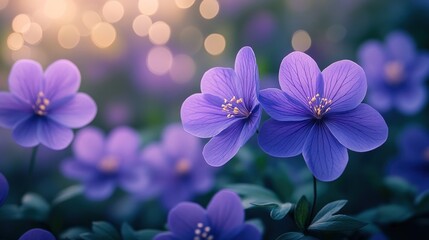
[[182, 47, 388, 181], [155, 190, 262, 240]]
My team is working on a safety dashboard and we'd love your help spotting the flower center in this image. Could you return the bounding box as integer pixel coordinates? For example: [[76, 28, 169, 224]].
[[307, 93, 332, 119], [221, 96, 250, 119], [384, 61, 404, 85], [175, 158, 191, 175], [194, 222, 214, 240], [33, 91, 50, 116], [98, 156, 119, 173]]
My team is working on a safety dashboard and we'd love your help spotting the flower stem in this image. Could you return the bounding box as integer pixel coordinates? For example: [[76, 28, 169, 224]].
[[310, 176, 317, 218], [29, 146, 39, 175]]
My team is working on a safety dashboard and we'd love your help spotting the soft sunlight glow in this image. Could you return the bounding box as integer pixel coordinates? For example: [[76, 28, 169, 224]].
[[292, 30, 311, 52], [204, 33, 226, 55], [147, 46, 173, 75], [170, 54, 196, 84], [102, 0, 124, 23], [43, 0, 67, 19], [179, 26, 203, 54], [7, 32, 24, 51], [12, 14, 31, 33], [199, 0, 219, 20], [22, 23, 43, 45], [175, 0, 195, 9], [11, 45, 31, 61], [91, 22, 117, 48], [132, 15, 152, 37], [138, 0, 159, 16], [58, 25, 80, 49], [149, 21, 171, 45]]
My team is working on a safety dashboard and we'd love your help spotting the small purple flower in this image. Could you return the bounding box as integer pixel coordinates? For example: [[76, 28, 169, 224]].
[[181, 46, 261, 166], [141, 124, 215, 209], [18, 228, 55, 240], [258, 51, 388, 181], [0, 59, 97, 150], [358, 31, 429, 115], [0, 172, 9, 206], [155, 190, 262, 240], [61, 126, 151, 200], [388, 126, 429, 193]]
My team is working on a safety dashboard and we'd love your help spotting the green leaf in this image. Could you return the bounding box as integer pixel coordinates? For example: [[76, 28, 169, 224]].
[[312, 200, 348, 224], [308, 214, 367, 232], [52, 185, 84, 206], [134, 229, 162, 240], [227, 184, 280, 208], [383, 177, 416, 202], [91, 221, 121, 240], [357, 204, 412, 224], [0, 204, 21, 219], [21, 193, 50, 221], [271, 203, 293, 220], [294, 196, 310, 231], [121, 223, 137, 240], [415, 190, 429, 214], [276, 232, 305, 240]]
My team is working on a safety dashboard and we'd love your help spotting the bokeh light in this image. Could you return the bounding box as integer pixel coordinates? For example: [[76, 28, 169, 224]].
[[22, 23, 43, 45], [91, 22, 117, 48], [43, 0, 67, 19], [147, 46, 173, 75], [7, 32, 24, 51], [199, 0, 219, 20], [138, 0, 159, 16], [149, 21, 171, 45], [58, 25, 80, 49], [175, 0, 195, 9], [291, 29, 311, 52], [204, 33, 226, 55], [12, 14, 31, 33], [133, 15, 152, 37], [102, 0, 125, 23], [82, 11, 102, 30]]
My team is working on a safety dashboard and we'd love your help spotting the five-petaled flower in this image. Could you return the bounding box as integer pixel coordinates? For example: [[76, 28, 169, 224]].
[[258, 51, 388, 181], [61, 126, 151, 200], [0, 172, 9, 207], [155, 190, 262, 240], [358, 31, 429, 115], [388, 126, 429, 193], [0, 59, 97, 150], [181, 46, 261, 166], [141, 124, 215, 209]]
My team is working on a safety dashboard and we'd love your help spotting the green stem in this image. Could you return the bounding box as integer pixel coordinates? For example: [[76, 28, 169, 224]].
[[29, 146, 39, 175], [310, 176, 317, 218]]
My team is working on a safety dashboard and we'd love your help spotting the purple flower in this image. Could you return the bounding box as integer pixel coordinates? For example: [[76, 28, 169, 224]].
[[258, 51, 388, 181], [0, 172, 9, 206], [358, 31, 429, 115], [61, 126, 151, 200], [18, 228, 55, 240], [0, 59, 97, 150], [141, 124, 215, 209], [181, 46, 261, 166], [388, 126, 429, 193], [155, 190, 262, 240]]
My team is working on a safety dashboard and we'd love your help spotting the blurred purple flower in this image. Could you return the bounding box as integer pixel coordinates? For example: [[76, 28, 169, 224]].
[[258, 51, 388, 181], [18, 228, 55, 240], [61, 126, 151, 201], [0, 172, 9, 206], [388, 126, 429, 193], [358, 31, 429, 115], [181, 46, 261, 166], [141, 124, 215, 209], [0, 59, 97, 150], [155, 190, 261, 240]]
